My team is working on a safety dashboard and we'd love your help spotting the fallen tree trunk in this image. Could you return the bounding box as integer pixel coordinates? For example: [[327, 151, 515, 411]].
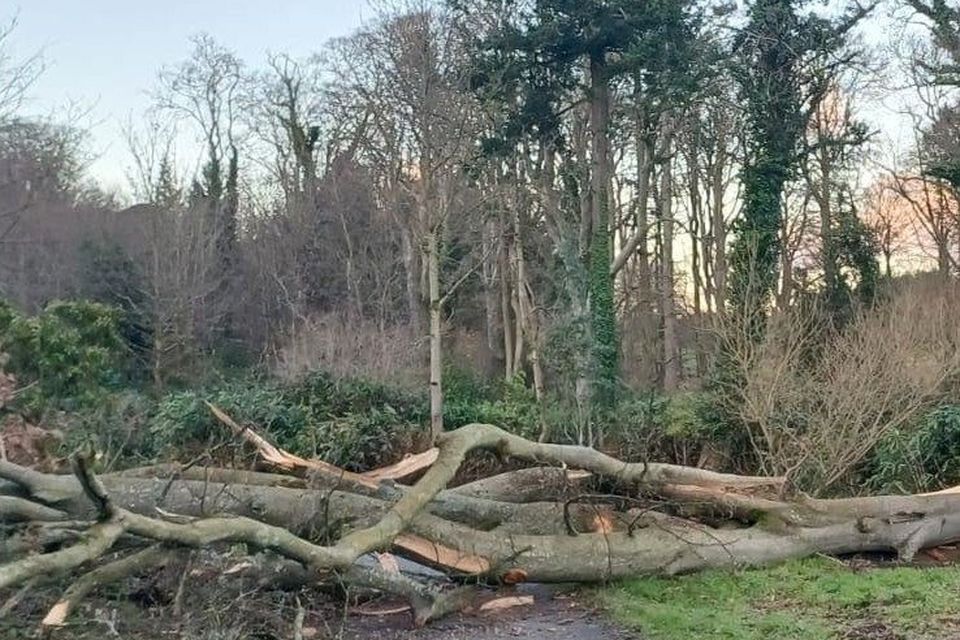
[[2, 422, 960, 629]]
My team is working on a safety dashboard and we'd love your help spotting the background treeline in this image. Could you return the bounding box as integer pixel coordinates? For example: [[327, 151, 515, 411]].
[[3, 0, 960, 495]]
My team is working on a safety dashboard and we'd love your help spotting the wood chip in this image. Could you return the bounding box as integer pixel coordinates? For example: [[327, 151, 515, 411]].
[[478, 595, 534, 613], [500, 568, 528, 585]]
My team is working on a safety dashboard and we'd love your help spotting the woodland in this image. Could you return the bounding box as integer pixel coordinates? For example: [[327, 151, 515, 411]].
[[4, 0, 960, 638]]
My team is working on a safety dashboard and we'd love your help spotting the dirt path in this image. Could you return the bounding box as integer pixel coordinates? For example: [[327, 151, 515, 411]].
[[339, 586, 640, 640]]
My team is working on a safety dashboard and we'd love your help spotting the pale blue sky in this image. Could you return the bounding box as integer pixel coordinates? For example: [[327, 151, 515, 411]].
[[5, 1, 928, 198], [10, 1, 368, 192]]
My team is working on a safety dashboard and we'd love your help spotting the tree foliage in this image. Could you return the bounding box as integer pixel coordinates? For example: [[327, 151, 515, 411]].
[[728, 0, 869, 333]]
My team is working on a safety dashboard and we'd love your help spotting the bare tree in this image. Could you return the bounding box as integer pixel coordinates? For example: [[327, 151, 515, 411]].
[[861, 177, 912, 277], [329, 2, 481, 441], [885, 41, 960, 276], [154, 34, 244, 287], [0, 14, 43, 124]]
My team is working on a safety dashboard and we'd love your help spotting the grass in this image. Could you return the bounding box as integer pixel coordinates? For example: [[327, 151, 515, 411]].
[[602, 556, 960, 639]]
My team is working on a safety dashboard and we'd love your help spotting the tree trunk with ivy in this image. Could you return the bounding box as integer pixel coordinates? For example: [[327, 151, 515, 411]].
[[587, 54, 618, 417]]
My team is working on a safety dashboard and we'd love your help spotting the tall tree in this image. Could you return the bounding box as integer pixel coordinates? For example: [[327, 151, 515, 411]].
[[155, 34, 243, 290], [456, 0, 699, 418], [801, 80, 878, 321], [332, 3, 480, 441], [728, 0, 871, 334]]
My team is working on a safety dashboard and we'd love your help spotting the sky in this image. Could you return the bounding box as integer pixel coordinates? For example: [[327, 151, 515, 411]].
[[3, 1, 932, 201], [8, 1, 368, 194]]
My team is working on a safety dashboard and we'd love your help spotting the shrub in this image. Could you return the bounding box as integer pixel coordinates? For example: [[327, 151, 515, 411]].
[[712, 279, 960, 494], [1, 300, 129, 413], [289, 407, 421, 471], [61, 391, 157, 469], [602, 391, 717, 465], [444, 371, 542, 439], [867, 405, 960, 494], [147, 372, 427, 470], [148, 378, 314, 465], [287, 370, 426, 424]]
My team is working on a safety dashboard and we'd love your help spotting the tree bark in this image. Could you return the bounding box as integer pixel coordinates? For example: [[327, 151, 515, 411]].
[[427, 230, 444, 442], [659, 133, 679, 391], [6, 423, 960, 629]]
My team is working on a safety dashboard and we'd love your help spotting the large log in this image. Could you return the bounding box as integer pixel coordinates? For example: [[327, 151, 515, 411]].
[[3, 423, 960, 628]]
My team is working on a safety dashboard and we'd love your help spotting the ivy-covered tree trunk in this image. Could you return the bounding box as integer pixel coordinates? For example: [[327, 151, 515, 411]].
[[728, 0, 806, 335], [587, 54, 618, 413], [729, 157, 789, 333]]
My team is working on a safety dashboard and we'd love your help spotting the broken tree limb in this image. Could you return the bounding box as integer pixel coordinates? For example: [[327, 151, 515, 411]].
[[6, 422, 960, 629], [0, 495, 67, 522], [208, 403, 439, 485], [442, 424, 783, 490], [206, 402, 379, 489], [362, 448, 440, 482]]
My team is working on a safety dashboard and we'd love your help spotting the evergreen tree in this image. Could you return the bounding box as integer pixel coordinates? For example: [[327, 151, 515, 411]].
[[729, 0, 870, 336], [455, 0, 699, 410]]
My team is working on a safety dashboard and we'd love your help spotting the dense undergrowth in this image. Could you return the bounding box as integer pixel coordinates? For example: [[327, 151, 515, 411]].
[[2, 297, 960, 494]]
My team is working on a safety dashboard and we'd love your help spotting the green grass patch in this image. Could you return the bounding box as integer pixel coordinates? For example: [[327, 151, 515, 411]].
[[602, 557, 960, 639]]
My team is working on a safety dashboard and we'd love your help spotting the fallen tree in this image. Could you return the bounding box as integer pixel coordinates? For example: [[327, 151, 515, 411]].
[[4, 417, 960, 631]]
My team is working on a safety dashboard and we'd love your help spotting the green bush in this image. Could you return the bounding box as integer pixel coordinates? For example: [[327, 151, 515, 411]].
[[148, 379, 308, 458], [445, 372, 542, 439], [1, 300, 129, 413], [867, 405, 960, 494], [61, 391, 157, 468], [287, 370, 427, 424], [601, 391, 718, 463], [147, 372, 427, 470]]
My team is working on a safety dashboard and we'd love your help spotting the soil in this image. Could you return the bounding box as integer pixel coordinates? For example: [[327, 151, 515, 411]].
[[842, 621, 906, 640], [339, 585, 640, 640], [0, 562, 639, 640]]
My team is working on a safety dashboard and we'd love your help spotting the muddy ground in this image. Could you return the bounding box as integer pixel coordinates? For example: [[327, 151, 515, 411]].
[[341, 585, 639, 640], [0, 552, 638, 640]]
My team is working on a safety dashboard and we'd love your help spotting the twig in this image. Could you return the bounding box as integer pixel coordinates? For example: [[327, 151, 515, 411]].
[[40, 545, 174, 630], [0, 576, 36, 618], [293, 594, 305, 640]]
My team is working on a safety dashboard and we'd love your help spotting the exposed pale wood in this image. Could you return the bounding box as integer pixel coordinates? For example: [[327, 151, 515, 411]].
[[478, 595, 534, 613], [363, 448, 439, 482], [375, 552, 401, 574], [207, 402, 378, 489], [393, 534, 490, 575], [352, 603, 412, 616]]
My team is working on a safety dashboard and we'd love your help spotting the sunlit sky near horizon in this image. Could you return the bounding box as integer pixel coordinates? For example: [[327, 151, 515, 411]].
[[4, 1, 933, 201], [8, 1, 368, 195]]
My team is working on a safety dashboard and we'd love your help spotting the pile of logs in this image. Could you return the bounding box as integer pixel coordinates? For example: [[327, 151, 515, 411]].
[[4, 403, 960, 631]]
